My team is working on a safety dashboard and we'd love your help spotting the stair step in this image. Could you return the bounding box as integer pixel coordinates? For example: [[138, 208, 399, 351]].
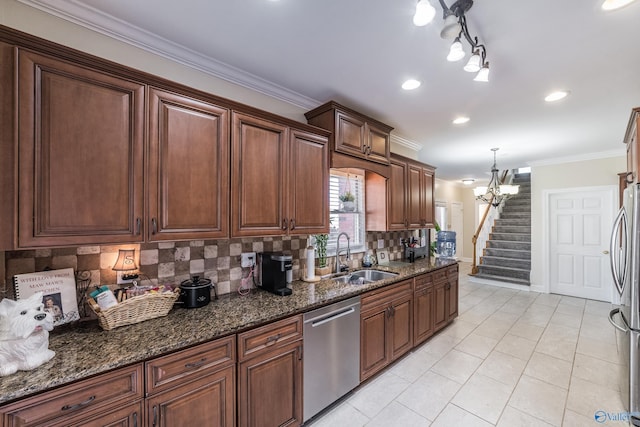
[[489, 232, 531, 242], [484, 247, 531, 259], [480, 256, 531, 269], [473, 273, 531, 286], [493, 225, 531, 234], [477, 264, 531, 281], [495, 218, 531, 226], [487, 240, 531, 250]]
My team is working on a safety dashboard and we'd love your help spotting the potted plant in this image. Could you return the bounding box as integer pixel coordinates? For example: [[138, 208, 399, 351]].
[[430, 221, 441, 258], [339, 191, 356, 211], [313, 234, 331, 276]]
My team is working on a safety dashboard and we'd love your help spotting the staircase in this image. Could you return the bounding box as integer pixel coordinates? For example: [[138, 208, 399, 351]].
[[475, 173, 531, 285]]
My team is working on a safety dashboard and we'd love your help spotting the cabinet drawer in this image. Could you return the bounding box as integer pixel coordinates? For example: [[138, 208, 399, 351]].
[[238, 315, 302, 361], [432, 268, 447, 283], [447, 265, 459, 278], [145, 335, 235, 396], [414, 273, 433, 290], [0, 364, 143, 426], [361, 279, 412, 312]]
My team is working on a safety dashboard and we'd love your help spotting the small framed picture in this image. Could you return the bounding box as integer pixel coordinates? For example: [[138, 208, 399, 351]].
[[376, 248, 390, 265]]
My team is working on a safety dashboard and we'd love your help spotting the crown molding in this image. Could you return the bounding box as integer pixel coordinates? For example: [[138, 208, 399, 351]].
[[527, 148, 625, 167], [17, 0, 320, 110], [391, 134, 423, 151]]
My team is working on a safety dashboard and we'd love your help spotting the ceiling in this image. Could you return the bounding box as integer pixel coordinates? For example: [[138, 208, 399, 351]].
[[21, 0, 640, 183]]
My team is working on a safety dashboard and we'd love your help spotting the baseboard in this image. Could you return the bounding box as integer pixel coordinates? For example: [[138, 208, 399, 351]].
[[468, 275, 532, 292]]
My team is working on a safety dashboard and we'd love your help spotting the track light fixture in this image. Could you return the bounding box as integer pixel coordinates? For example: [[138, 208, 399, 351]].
[[413, 0, 490, 82]]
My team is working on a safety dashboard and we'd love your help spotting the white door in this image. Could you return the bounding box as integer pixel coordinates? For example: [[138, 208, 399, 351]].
[[548, 187, 616, 302], [450, 201, 464, 257]]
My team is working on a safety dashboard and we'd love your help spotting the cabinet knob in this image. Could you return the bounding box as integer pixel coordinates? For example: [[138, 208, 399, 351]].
[[290, 218, 296, 230], [151, 218, 158, 235], [282, 218, 288, 231], [135, 218, 142, 235]]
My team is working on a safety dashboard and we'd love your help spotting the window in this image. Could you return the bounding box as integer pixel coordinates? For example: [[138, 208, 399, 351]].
[[326, 170, 366, 256]]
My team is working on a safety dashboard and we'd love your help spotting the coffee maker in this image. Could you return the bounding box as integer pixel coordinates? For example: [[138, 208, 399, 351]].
[[257, 252, 293, 296]]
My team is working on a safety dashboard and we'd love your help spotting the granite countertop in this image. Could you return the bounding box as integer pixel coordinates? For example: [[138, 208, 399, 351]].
[[0, 257, 457, 405]]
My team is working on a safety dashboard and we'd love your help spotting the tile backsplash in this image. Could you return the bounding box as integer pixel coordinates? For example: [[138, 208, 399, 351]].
[[1, 230, 423, 302]]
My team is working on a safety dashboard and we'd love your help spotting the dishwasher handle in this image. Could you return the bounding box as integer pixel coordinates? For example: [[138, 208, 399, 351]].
[[308, 307, 356, 328]]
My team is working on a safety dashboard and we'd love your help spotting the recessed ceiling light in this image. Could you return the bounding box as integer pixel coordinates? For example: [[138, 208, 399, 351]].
[[602, 0, 637, 10], [461, 179, 475, 185], [452, 116, 470, 125], [544, 90, 570, 102], [402, 79, 421, 90]]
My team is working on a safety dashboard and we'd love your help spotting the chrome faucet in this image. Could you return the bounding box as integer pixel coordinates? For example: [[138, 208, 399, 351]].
[[335, 232, 351, 274]]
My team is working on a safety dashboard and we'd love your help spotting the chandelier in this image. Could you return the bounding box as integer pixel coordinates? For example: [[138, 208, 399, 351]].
[[413, 0, 490, 82], [473, 148, 519, 207]]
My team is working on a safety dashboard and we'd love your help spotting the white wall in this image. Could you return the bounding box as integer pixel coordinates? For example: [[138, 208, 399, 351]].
[[530, 155, 625, 291], [0, 0, 307, 121]]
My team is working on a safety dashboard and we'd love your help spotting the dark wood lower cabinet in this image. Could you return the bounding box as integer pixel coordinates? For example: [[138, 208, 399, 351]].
[[360, 279, 413, 381], [238, 341, 303, 427], [413, 274, 435, 346], [146, 366, 235, 427]]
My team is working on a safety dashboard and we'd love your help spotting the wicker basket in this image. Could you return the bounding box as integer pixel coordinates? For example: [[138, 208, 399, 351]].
[[88, 288, 180, 330]]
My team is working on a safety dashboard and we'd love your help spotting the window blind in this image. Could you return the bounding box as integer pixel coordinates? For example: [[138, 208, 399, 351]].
[[327, 170, 366, 255]]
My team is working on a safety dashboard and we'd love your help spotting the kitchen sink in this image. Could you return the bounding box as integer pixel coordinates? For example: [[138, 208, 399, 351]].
[[332, 269, 398, 285], [349, 269, 398, 281]]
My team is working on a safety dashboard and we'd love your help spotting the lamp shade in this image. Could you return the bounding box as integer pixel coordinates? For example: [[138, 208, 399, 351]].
[[499, 185, 520, 195], [474, 63, 490, 82], [112, 249, 138, 271], [440, 14, 461, 39], [413, 0, 436, 26], [473, 186, 488, 197], [446, 38, 465, 62], [464, 50, 481, 72]]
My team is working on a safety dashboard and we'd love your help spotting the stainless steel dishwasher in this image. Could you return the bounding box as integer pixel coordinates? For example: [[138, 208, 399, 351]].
[[303, 296, 361, 422]]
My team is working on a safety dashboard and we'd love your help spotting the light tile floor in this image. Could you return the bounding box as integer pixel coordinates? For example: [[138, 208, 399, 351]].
[[308, 262, 627, 426]]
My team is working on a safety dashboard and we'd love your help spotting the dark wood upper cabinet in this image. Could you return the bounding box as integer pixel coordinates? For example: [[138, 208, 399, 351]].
[[231, 112, 289, 237], [305, 101, 393, 168], [231, 112, 328, 237], [387, 158, 408, 230], [288, 129, 329, 234], [17, 49, 145, 248], [148, 87, 230, 241]]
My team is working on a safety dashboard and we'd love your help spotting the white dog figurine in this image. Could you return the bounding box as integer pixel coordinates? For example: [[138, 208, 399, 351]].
[[0, 292, 56, 376]]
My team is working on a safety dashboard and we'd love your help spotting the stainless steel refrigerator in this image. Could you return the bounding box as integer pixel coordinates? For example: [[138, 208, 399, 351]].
[[610, 183, 640, 425]]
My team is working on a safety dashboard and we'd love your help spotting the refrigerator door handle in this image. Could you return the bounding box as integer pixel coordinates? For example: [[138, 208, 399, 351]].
[[609, 308, 630, 333], [609, 207, 628, 296]]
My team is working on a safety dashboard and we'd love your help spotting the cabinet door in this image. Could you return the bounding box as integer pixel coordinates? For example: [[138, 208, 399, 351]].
[[366, 123, 391, 165], [447, 266, 459, 321], [17, 50, 145, 247], [414, 286, 434, 345], [148, 88, 229, 241], [147, 365, 235, 427], [387, 159, 408, 230], [288, 129, 329, 234], [422, 167, 435, 228], [0, 42, 14, 250], [335, 111, 366, 158], [231, 113, 288, 237], [360, 306, 389, 381], [433, 281, 448, 332], [390, 296, 413, 361], [238, 341, 303, 427], [407, 163, 423, 229]]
